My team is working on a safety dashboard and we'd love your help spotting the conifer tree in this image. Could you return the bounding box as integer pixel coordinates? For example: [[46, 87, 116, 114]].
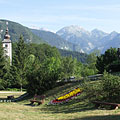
[[0, 42, 7, 89], [0, 43, 5, 77], [12, 35, 27, 91]]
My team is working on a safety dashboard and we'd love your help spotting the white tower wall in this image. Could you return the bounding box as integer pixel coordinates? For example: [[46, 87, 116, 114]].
[[2, 42, 12, 65], [2, 25, 12, 65]]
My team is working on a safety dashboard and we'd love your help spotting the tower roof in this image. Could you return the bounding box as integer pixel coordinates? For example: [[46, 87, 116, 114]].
[[2, 25, 11, 43], [4, 27, 10, 39]]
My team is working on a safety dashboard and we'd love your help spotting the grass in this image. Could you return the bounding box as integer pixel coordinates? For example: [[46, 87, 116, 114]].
[[0, 82, 120, 120]]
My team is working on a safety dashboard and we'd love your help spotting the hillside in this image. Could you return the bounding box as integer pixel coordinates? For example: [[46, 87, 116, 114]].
[[59, 49, 88, 63], [31, 29, 83, 52], [0, 20, 44, 44]]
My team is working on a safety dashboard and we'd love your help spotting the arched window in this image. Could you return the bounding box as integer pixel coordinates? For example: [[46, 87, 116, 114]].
[[5, 44, 8, 48]]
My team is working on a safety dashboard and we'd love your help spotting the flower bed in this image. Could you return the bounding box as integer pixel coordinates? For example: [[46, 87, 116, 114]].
[[48, 87, 82, 105]]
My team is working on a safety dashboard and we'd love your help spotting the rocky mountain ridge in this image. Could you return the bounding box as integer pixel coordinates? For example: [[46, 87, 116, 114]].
[[57, 25, 120, 53]]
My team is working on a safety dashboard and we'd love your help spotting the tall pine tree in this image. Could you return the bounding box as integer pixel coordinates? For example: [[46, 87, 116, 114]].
[[0, 42, 7, 89], [12, 35, 27, 91]]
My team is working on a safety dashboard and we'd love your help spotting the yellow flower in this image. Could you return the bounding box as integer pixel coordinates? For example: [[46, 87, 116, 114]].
[[57, 88, 81, 100]]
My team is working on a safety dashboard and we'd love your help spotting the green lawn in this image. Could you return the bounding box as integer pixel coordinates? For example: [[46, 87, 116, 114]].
[[0, 83, 120, 120]]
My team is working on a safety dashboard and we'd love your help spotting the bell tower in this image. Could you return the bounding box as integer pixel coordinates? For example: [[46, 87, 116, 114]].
[[2, 22, 12, 65]]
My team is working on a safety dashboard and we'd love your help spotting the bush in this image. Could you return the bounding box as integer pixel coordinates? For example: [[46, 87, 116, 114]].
[[102, 72, 120, 102], [83, 72, 120, 103], [82, 78, 103, 101]]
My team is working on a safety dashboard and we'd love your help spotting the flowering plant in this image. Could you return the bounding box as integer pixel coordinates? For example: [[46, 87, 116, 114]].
[[48, 87, 82, 105]]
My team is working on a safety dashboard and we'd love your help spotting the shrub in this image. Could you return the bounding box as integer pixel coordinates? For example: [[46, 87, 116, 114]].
[[82, 78, 103, 101], [102, 72, 120, 102], [83, 72, 120, 103]]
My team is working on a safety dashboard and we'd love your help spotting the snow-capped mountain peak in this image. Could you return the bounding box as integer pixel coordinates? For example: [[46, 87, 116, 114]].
[[91, 29, 108, 38], [57, 25, 90, 37]]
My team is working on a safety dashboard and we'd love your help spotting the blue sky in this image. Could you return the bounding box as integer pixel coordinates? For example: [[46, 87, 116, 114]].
[[1, 0, 120, 32]]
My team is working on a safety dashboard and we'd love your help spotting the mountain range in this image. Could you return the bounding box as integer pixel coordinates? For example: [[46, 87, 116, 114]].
[[0, 19, 120, 54], [56, 25, 120, 53]]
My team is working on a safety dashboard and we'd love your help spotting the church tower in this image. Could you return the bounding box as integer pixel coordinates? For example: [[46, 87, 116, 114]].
[[2, 22, 12, 65]]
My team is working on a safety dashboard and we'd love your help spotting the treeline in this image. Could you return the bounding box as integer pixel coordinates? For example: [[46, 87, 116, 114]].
[[96, 47, 120, 73], [0, 36, 97, 95], [58, 49, 88, 63]]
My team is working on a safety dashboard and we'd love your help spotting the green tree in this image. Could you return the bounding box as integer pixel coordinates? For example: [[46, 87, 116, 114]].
[[82, 67, 94, 77], [74, 61, 83, 77], [0, 42, 6, 89], [102, 72, 120, 102], [26, 44, 62, 95], [96, 47, 118, 73], [87, 51, 97, 68], [0, 42, 11, 89], [12, 35, 27, 91], [27, 56, 61, 95], [0, 43, 6, 78], [61, 56, 76, 79]]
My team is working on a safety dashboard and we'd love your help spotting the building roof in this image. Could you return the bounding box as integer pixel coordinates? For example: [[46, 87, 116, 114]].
[[2, 27, 11, 43]]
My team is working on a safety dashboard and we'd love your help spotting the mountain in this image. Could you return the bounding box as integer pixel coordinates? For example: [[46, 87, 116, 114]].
[[31, 29, 83, 52], [91, 29, 108, 40], [99, 32, 120, 53], [57, 25, 120, 53], [57, 25, 94, 53], [0, 19, 44, 43], [57, 25, 90, 39], [90, 29, 108, 46]]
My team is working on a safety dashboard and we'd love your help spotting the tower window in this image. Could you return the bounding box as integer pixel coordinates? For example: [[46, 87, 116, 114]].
[[5, 44, 8, 48]]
